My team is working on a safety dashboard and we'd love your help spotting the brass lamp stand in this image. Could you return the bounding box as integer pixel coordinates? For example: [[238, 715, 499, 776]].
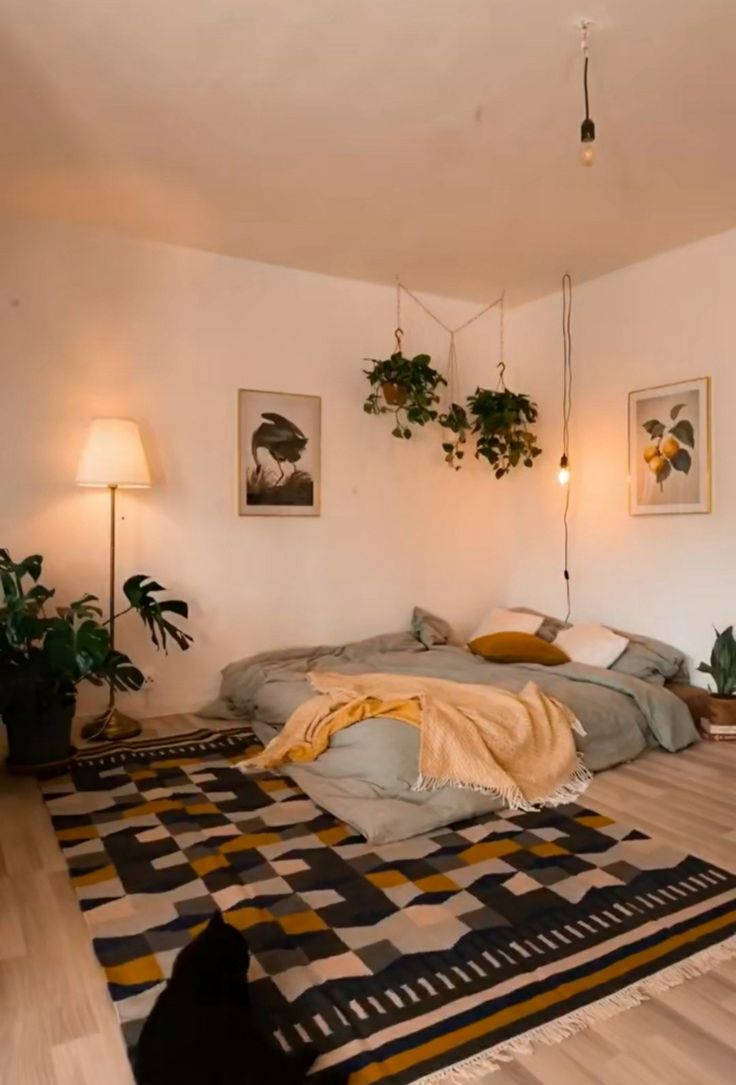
[[81, 484, 142, 741], [76, 417, 151, 742]]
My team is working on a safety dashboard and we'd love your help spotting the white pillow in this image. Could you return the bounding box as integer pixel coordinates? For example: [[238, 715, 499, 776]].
[[470, 607, 543, 643], [553, 624, 629, 669]]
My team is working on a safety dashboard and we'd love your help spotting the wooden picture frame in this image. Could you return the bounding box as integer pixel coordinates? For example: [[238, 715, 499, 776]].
[[238, 389, 321, 516], [628, 377, 711, 516]]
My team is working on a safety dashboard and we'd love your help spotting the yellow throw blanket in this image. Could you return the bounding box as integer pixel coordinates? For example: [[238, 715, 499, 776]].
[[238, 672, 591, 811]]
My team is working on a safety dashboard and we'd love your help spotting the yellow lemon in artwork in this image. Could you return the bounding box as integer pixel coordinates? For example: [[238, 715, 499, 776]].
[[649, 455, 667, 475], [643, 444, 659, 463], [661, 435, 680, 461]]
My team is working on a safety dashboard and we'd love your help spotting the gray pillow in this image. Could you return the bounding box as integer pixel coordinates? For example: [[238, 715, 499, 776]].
[[411, 606, 456, 648], [251, 717, 502, 844]]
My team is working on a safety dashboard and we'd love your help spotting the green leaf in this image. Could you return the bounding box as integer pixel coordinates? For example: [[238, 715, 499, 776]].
[[670, 448, 692, 474], [43, 621, 76, 676], [669, 419, 695, 448], [96, 649, 145, 692], [16, 554, 43, 582], [670, 403, 686, 421], [75, 620, 110, 669], [642, 419, 665, 439], [122, 575, 193, 653], [26, 585, 54, 604]]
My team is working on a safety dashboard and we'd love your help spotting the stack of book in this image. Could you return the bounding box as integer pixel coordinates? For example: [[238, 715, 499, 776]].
[[700, 716, 736, 741]]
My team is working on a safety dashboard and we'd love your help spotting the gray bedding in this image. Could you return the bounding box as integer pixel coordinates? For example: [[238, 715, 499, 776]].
[[198, 611, 698, 842]]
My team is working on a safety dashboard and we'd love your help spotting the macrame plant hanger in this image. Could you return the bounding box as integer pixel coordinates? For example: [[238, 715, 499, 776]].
[[395, 280, 505, 402]]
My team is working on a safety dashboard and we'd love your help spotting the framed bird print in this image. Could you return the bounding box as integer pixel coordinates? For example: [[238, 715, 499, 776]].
[[238, 389, 321, 516]]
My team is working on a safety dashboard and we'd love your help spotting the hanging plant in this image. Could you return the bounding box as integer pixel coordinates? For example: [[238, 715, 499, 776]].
[[467, 387, 542, 478], [439, 402, 470, 470], [363, 352, 446, 439]]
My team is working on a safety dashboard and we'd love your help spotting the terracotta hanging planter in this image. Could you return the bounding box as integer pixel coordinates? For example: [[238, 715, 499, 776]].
[[381, 381, 408, 407]]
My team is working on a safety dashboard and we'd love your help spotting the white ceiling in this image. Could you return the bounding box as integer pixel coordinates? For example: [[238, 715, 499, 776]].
[[1, 0, 735, 303]]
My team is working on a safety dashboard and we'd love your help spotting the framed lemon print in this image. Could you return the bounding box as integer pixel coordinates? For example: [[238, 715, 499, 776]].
[[629, 377, 711, 516]]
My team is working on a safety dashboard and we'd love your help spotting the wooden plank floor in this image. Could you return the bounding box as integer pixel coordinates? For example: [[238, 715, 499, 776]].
[[1, 716, 735, 1085]]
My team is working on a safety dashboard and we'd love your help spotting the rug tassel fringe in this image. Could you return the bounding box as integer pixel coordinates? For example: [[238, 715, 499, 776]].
[[415, 933, 736, 1084]]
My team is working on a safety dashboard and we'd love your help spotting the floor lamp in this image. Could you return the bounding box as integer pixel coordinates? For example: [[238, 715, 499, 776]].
[[76, 418, 151, 740]]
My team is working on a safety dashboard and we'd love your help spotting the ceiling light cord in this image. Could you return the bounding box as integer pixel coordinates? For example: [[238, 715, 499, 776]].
[[561, 273, 573, 622], [583, 55, 591, 122]]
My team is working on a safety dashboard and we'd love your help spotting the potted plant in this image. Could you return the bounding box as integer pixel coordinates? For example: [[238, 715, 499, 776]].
[[363, 352, 446, 439], [697, 626, 736, 727], [0, 549, 192, 772], [439, 388, 542, 477]]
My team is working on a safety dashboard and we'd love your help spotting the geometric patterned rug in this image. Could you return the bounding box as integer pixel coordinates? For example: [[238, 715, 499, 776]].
[[40, 727, 736, 1084]]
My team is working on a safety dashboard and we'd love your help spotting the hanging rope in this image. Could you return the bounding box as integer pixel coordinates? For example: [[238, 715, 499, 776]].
[[395, 280, 505, 397], [394, 276, 404, 354], [496, 291, 507, 390], [446, 332, 459, 405]]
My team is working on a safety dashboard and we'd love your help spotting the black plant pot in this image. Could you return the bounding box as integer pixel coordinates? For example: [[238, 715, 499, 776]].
[[3, 699, 75, 773]]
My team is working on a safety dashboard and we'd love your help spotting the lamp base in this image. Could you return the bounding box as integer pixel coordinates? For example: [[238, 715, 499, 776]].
[[81, 707, 143, 743]]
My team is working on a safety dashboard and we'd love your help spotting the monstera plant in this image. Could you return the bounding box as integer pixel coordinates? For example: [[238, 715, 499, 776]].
[[0, 550, 192, 769]]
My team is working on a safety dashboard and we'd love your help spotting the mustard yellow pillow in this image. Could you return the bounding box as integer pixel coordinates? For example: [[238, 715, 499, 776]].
[[468, 631, 570, 666]]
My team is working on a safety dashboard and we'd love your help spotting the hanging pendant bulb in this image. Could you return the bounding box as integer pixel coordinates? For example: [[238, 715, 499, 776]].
[[580, 118, 596, 166], [558, 454, 570, 485], [579, 22, 596, 167]]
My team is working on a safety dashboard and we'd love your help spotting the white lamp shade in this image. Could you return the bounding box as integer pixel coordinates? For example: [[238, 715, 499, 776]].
[[76, 418, 152, 488]]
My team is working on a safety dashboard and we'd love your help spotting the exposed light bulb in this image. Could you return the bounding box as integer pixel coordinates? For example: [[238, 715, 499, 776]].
[[580, 117, 596, 167], [558, 455, 570, 485]]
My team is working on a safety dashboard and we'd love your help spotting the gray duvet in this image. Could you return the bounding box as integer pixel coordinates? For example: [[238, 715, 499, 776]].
[[198, 612, 698, 841]]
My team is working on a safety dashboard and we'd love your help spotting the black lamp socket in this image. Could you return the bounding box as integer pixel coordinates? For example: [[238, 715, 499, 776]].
[[580, 118, 596, 143]]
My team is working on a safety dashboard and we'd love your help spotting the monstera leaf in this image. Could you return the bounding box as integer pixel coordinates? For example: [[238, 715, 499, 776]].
[[43, 617, 111, 681], [87, 649, 145, 693], [123, 575, 193, 653]]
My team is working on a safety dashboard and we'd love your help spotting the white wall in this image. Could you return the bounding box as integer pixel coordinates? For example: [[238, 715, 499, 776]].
[[502, 228, 736, 679], [0, 218, 507, 715]]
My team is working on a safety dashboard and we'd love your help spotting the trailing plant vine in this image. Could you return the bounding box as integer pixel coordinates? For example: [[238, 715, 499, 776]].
[[439, 402, 470, 470]]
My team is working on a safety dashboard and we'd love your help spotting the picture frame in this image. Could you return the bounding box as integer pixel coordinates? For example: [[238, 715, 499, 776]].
[[628, 377, 711, 516], [238, 389, 321, 516]]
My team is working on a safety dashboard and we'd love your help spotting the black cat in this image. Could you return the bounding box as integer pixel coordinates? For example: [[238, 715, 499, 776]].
[[135, 911, 345, 1085]]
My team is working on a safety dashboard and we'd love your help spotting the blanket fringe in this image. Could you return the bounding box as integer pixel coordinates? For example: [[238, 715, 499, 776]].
[[412, 756, 592, 813], [413, 933, 736, 1084]]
